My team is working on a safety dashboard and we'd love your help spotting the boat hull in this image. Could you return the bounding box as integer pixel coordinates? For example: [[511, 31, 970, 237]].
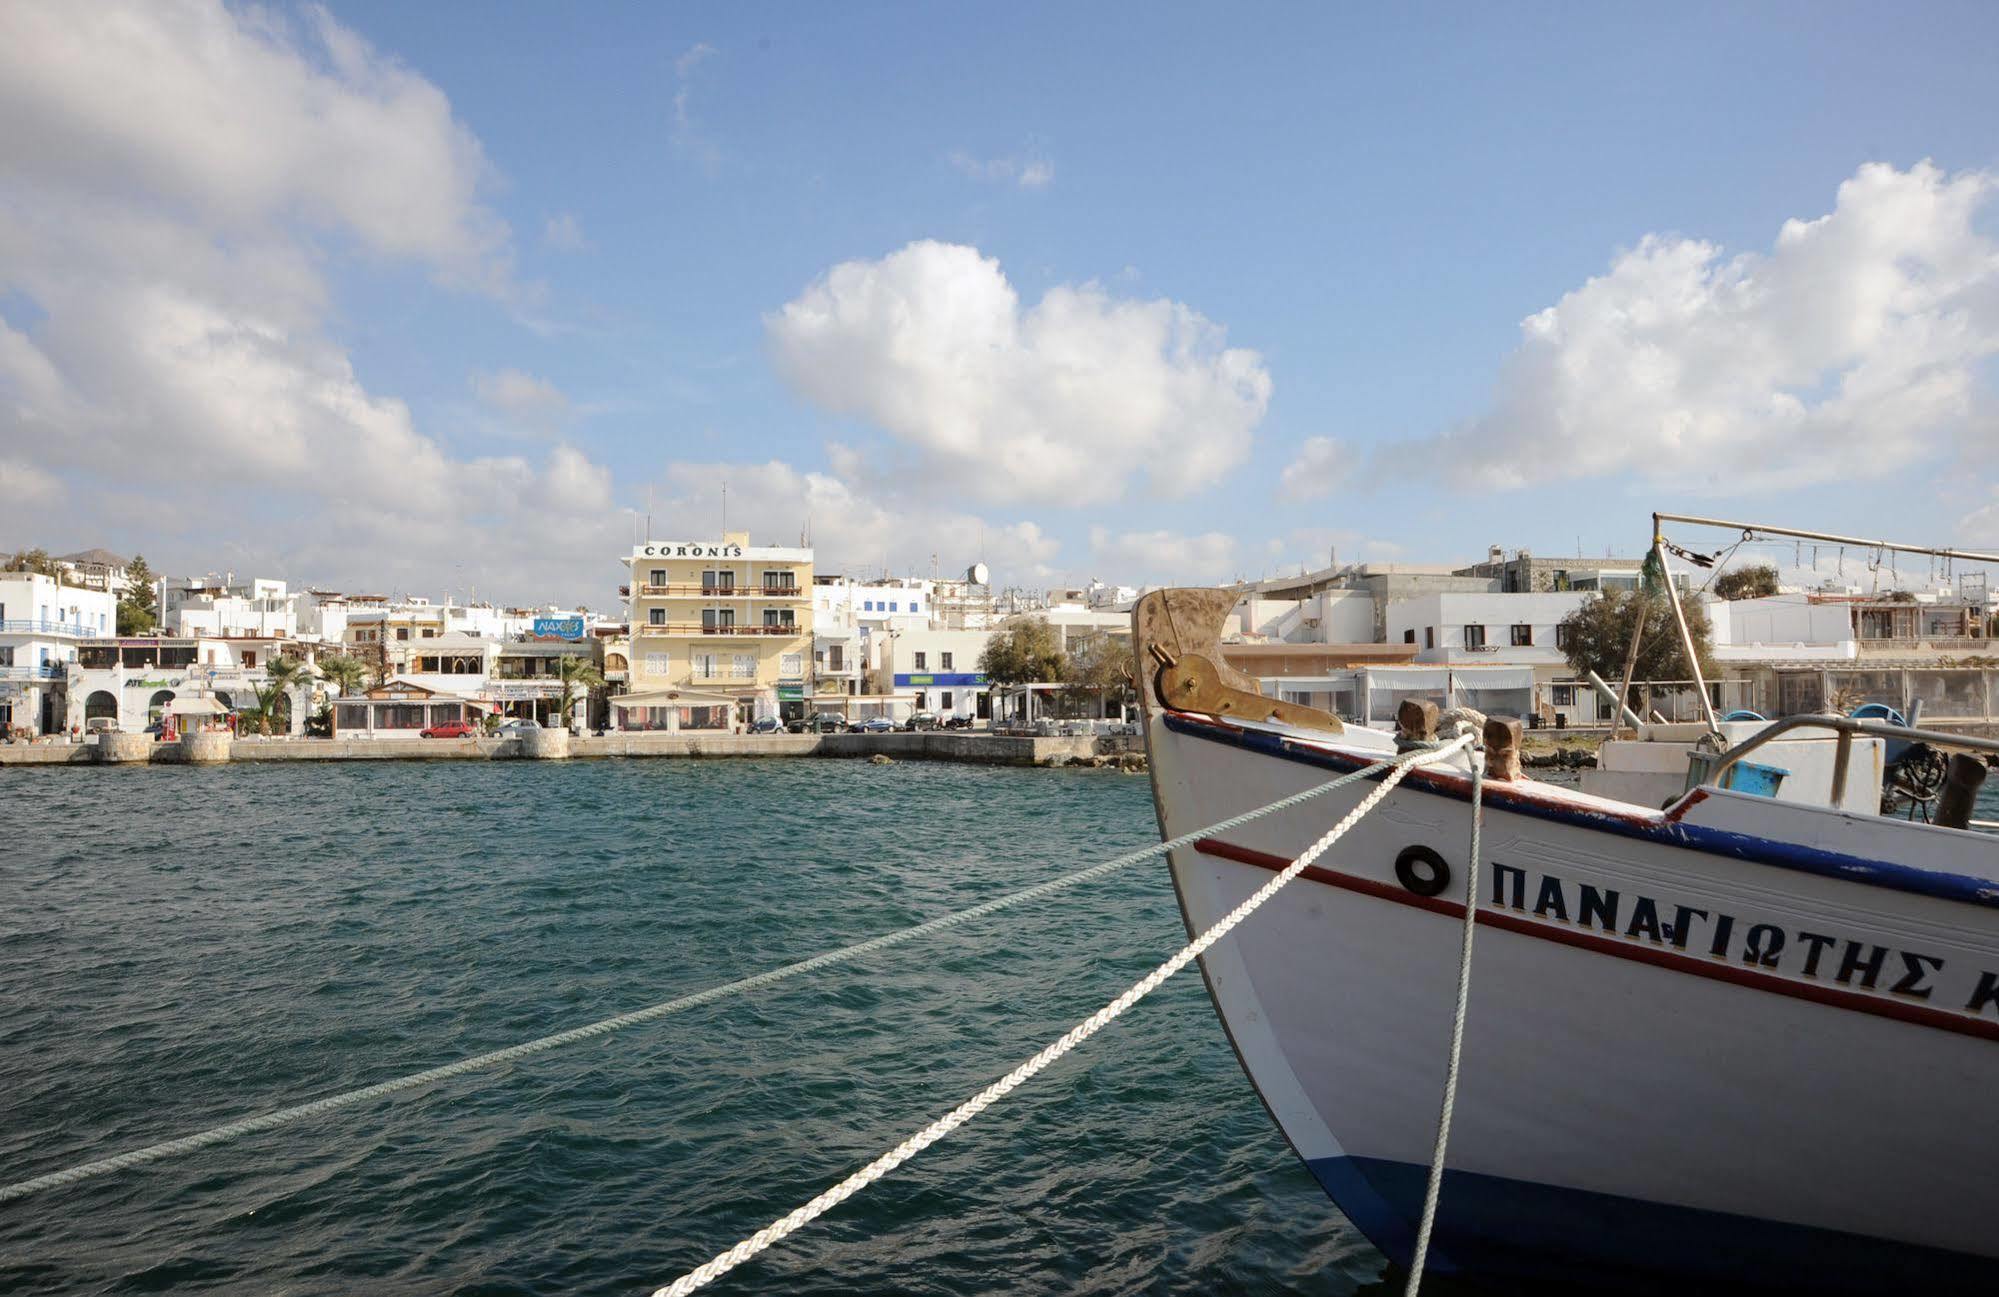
[[1150, 710, 1999, 1292]]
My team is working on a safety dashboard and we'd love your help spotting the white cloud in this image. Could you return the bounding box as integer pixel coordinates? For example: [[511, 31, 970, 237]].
[[767, 240, 1271, 505], [1277, 436, 1350, 501], [948, 148, 1055, 189], [646, 458, 1062, 583], [671, 42, 720, 168], [472, 367, 570, 433], [1408, 161, 1999, 493], [0, 1, 622, 601], [543, 212, 590, 252], [1089, 527, 1242, 585]]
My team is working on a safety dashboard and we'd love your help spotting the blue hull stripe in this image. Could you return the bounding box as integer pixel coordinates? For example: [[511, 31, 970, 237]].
[[1308, 1155, 1993, 1293], [1162, 711, 1999, 910]]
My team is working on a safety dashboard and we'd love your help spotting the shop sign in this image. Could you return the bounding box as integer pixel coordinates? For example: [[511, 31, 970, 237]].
[[777, 685, 804, 701], [533, 616, 585, 641], [636, 542, 745, 559], [124, 676, 186, 689], [894, 673, 988, 688]]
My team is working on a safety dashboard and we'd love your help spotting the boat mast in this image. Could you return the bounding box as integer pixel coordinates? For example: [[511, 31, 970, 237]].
[[1652, 512, 1999, 566]]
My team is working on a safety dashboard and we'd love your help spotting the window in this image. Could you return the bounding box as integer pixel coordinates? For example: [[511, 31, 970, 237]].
[[713, 570, 734, 592], [890, 602, 899, 612], [864, 600, 874, 611], [763, 609, 795, 628], [829, 645, 844, 671], [692, 652, 719, 678], [1424, 627, 1435, 650], [702, 608, 734, 631], [1463, 624, 1486, 649], [764, 570, 794, 592], [649, 608, 666, 626], [730, 653, 756, 679], [914, 651, 927, 670], [422, 628, 435, 638], [941, 652, 954, 670], [650, 568, 666, 586], [242, 651, 257, 667], [781, 653, 803, 678], [396, 628, 410, 641], [1552, 684, 1577, 707], [941, 691, 953, 710], [915, 691, 928, 709], [1556, 623, 1575, 652], [1403, 629, 1416, 644], [1510, 624, 1532, 647]]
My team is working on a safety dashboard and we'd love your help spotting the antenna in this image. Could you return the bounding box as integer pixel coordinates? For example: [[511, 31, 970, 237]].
[[722, 480, 728, 534]]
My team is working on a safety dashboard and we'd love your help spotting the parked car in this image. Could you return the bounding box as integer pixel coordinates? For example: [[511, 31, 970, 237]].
[[421, 720, 477, 739], [857, 716, 895, 734], [802, 712, 847, 733], [942, 715, 974, 730], [497, 718, 541, 735], [903, 711, 941, 731], [84, 717, 120, 735], [749, 716, 783, 734]]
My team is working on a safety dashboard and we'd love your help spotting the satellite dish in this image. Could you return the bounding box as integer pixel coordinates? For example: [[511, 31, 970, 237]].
[[969, 562, 989, 586]]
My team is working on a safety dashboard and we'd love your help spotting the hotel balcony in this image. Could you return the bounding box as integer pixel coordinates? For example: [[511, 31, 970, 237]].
[[0, 619, 96, 637], [635, 622, 804, 638], [0, 663, 66, 680], [631, 584, 806, 599]]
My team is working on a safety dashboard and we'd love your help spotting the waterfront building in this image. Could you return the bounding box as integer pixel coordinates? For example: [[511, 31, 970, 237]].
[[871, 627, 994, 722], [65, 635, 316, 734], [1453, 545, 1644, 593], [331, 680, 469, 738], [0, 571, 117, 735], [619, 532, 814, 728]]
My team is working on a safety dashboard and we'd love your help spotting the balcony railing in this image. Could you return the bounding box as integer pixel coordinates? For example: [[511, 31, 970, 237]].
[[0, 663, 65, 680], [0, 619, 95, 636], [1855, 636, 1989, 655], [634, 584, 804, 598], [635, 623, 802, 637]]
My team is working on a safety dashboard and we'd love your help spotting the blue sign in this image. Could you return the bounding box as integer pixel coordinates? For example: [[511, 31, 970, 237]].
[[534, 616, 585, 641], [893, 672, 988, 687]]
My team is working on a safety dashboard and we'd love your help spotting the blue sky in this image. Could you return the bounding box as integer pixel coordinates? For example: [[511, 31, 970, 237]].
[[3, 2, 1997, 604]]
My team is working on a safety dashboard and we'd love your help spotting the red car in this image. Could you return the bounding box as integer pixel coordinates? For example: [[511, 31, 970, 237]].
[[421, 720, 476, 739]]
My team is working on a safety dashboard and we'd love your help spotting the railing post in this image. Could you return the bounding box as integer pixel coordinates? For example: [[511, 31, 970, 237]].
[[1830, 727, 1853, 807]]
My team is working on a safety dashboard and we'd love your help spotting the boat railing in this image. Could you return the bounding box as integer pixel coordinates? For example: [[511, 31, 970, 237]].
[[1703, 712, 1999, 808]]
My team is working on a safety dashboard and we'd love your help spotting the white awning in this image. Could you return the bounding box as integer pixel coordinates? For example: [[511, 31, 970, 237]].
[[612, 688, 740, 708], [167, 696, 227, 716]]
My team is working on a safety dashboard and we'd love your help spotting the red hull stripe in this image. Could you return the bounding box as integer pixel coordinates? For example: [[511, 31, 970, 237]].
[[1192, 837, 1999, 1045]]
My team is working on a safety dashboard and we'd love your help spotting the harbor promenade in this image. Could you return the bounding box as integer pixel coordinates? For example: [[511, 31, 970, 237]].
[[0, 730, 1145, 769]]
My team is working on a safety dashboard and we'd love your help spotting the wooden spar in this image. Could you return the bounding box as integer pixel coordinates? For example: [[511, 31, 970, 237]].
[[1651, 528, 1720, 734], [1651, 512, 1999, 566]]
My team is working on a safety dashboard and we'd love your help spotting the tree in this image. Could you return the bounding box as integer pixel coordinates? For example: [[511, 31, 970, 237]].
[[117, 554, 159, 635], [251, 655, 307, 736], [4, 547, 62, 578], [979, 617, 1067, 722], [1558, 589, 1717, 690], [556, 654, 605, 727], [1713, 564, 1779, 601], [318, 653, 369, 699], [1062, 631, 1135, 717], [978, 617, 1067, 687]]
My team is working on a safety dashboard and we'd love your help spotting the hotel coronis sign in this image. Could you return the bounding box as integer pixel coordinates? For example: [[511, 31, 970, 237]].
[[637, 542, 744, 558]]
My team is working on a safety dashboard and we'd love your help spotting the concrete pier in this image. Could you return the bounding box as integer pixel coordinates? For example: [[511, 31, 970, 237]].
[[5, 731, 1143, 770]]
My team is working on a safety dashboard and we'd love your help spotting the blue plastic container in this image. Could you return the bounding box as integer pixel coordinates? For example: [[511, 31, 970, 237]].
[[1723, 760, 1788, 798]]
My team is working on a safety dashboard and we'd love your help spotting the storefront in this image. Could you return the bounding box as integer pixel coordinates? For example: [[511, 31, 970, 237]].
[[332, 680, 469, 737], [611, 687, 737, 732]]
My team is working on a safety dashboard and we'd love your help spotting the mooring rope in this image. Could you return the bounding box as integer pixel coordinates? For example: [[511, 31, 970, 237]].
[[1, 746, 1421, 1207], [1403, 747, 1484, 1295], [653, 734, 1476, 1297]]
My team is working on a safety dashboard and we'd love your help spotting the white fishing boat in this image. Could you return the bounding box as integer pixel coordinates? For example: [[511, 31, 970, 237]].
[[1136, 515, 1999, 1292]]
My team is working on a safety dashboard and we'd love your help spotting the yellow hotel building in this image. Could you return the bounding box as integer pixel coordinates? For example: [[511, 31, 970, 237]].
[[618, 532, 814, 729]]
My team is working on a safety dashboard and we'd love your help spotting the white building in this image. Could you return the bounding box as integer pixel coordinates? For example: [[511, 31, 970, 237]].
[[0, 571, 117, 735], [66, 636, 317, 735], [873, 626, 993, 721], [162, 575, 299, 639], [55, 548, 135, 596]]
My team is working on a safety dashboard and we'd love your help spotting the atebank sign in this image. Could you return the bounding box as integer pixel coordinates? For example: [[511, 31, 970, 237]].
[[636, 542, 745, 559]]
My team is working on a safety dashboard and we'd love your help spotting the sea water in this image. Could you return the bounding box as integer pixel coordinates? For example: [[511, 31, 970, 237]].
[[0, 759, 1411, 1295]]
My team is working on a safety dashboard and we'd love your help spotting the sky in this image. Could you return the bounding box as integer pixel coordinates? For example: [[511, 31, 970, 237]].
[[2, 1, 1998, 609]]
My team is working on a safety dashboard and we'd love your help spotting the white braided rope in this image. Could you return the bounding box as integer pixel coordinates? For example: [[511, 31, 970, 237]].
[[654, 733, 1475, 1297], [1403, 749, 1484, 1295], [1, 749, 1402, 1207]]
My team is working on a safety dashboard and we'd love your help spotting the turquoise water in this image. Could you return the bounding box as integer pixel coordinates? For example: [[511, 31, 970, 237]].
[[0, 760, 1410, 1295]]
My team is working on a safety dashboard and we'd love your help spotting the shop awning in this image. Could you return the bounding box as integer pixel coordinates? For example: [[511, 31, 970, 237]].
[[612, 688, 740, 708], [166, 696, 228, 716]]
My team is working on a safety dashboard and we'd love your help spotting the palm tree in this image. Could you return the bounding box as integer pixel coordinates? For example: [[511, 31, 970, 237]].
[[556, 654, 605, 729], [252, 655, 308, 737], [318, 653, 369, 699]]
